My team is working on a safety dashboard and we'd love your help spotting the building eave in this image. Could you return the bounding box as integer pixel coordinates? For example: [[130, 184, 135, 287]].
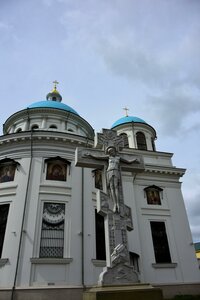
[[144, 165, 186, 177]]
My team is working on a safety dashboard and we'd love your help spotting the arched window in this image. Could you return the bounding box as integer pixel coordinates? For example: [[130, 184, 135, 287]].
[[120, 133, 129, 148], [136, 132, 147, 150], [16, 128, 22, 133], [68, 128, 74, 132], [52, 97, 57, 101], [31, 125, 39, 130], [40, 202, 65, 258], [49, 125, 57, 129], [151, 138, 156, 151], [129, 252, 140, 272]]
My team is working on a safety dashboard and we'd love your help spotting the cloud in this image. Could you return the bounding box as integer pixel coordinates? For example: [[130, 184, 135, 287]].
[[0, 19, 20, 46], [146, 85, 200, 135], [55, 0, 200, 137], [57, 0, 200, 242], [94, 1, 200, 81], [183, 173, 200, 242], [0, 21, 12, 30], [42, 0, 54, 6]]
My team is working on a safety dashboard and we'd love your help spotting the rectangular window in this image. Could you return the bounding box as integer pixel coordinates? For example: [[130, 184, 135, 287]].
[[0, 204, 9, 257], [95, 209, 106, 260], [150, 221, 171, 263], [40, 203, 65, 258], [93, 169, 103, 190]]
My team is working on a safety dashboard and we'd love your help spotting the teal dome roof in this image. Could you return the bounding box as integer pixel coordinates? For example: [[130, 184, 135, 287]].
[[27, 100, 79, 115], [111, 116, 146, 128]]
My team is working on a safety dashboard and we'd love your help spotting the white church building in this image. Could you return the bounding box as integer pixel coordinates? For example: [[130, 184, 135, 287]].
[[0, 85, 199, 299]]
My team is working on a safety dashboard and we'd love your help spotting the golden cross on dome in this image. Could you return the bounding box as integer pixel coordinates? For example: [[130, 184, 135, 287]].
[[123, 107, 129, 117], [53, 80, 59, 90]]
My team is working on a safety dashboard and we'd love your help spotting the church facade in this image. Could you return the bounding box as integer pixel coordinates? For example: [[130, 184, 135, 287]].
[[0, 86, 199, 299]]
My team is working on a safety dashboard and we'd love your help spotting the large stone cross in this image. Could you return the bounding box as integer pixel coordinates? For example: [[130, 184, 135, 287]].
[[75, 129, 144, 286]]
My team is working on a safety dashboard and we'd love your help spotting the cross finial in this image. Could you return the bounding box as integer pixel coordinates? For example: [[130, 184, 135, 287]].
[[53, 80, 59, 90], [123, 107, 129, 117]]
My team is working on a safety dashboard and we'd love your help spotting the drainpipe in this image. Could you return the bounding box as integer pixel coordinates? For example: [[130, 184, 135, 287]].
[[81, 167, 85, 289], [81, 136, 91, 289], [11, 126, 33, 300]]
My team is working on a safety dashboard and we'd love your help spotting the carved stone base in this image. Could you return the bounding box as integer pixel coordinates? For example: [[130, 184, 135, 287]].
[[98, 263, 139, 286], [83, 284, 163, 300]]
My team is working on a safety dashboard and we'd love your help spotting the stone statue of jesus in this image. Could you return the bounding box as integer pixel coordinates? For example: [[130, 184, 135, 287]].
[[84, 146, 139, 213]]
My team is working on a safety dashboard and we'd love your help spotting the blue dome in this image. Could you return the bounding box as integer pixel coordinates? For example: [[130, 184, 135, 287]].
[[111, 116, 146, 128], [27, 100, 79, 115]]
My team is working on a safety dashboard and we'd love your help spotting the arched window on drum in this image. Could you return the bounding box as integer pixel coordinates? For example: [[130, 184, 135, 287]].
[[120, 133, 129, 148], [136, 132, 147, 150]]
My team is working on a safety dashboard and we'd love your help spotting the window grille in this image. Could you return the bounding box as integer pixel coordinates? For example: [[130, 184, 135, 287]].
[[40, 203, 65, 258]]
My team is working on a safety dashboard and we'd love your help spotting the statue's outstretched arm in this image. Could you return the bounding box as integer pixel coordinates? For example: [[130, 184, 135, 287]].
[[120, 157, 140, 164], [83, 152, 107, 160]]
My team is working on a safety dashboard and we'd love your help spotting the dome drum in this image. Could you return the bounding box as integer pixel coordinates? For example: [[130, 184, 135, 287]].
[[3, 105, 94, 139], [111, 116, 156, 151]]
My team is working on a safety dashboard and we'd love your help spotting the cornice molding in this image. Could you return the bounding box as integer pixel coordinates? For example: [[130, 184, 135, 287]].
[[144, 165, 186, 177], [4, 107, 94, 137], [0, 131, 94, 147]]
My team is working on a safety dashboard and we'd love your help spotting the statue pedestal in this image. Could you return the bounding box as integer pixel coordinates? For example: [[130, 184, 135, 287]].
[[98, 264, 139, 286], [83, 284, 163, 300]]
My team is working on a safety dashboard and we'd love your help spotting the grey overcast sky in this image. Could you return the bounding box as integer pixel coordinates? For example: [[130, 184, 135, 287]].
[[0, 0, 200, 241]]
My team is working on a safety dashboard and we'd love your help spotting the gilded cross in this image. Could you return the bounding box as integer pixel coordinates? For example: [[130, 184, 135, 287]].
[[123, 107, 129, 117], [53, 80, 59, 90]]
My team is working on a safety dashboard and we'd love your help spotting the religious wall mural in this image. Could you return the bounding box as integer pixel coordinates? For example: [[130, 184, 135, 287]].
[[46, 162, 67, 181], [0, 164, 16, 183]]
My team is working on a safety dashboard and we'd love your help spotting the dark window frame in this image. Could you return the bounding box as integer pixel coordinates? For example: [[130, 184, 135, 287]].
[[49, 125, 57, 129], [151, 138, 156, 151], [92, 169, 103, 190], [0, 204, 10, 257], [31, 124, 39, 130], [95, 209, 106, 260], [150, 221, 171, 264], [136, 132, 147, 150]]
